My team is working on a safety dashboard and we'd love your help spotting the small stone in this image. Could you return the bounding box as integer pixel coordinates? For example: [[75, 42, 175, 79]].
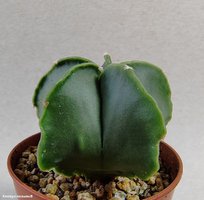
[[31, 168, 38, 175], [46, 194, 59, 200], [64, 191, 70, 196], [163, 179, 170, 188], [16, 163, 27, 170], [61, 196, 71, 200], [66, 177, 73, 183], [116, 177, 132, 193], [92, 180, 101, 188], [46, 183, 58, 194], [39, 178, 47, 188], [73, 182, 81, 191], [69, 191, 76, 199], [126, 194, 140, 200], [47, 176, 54, 184], [56, 188, 64, 198], [22, 151, 30, 158], [19, 158, 27, 164], [138, 181, 148, 194], [73, 176, 80, 185], [150, 185, 157, 192], [14, 169, 25, 181], [161, 173, 170, 179], [105, 181, 117, 199], [85, 181, 91, 188], [156, 177, 164, 191], [79, 177, 85, 182], [114, 191, 126, 200], [148, 176, 156, 185], [94, 186, 104, 198], [38, 187, 47, 194], [143, 189, 151, 198], [60, 183, 70, 192], [27, 175, 39, 183], [38, 172, 46, 178], [77, 192, 96, 200], [27, 146, 37, 153], [56, 175, 67, 183], [129, 180, 137, 191], [80, 180, 86, 188], [24, 170, 31, 178], [105, 181, 116, 192], [28, 153, 37, 165]]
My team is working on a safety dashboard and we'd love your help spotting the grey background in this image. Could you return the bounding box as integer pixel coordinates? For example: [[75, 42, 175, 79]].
[[0, 0, 204, 199]]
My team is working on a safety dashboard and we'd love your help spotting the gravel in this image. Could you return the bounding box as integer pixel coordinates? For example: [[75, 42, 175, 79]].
[[14, 146, 171, 200]]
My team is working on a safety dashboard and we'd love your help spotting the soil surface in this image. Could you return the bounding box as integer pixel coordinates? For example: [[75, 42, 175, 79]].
[[14, 146, 171, 200]]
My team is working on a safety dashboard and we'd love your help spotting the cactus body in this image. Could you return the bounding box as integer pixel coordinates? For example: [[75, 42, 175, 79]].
[[34, 55, 172, 180]]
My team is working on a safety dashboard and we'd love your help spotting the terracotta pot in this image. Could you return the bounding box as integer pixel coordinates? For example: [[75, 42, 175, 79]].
[[8, 133, 183, 200]]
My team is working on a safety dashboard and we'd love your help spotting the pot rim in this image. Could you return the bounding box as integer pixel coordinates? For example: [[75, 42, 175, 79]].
[[7, 133, 183, 200]]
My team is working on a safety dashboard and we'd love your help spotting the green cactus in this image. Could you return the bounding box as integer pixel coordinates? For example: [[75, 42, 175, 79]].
[[33, 54, 172, 180]]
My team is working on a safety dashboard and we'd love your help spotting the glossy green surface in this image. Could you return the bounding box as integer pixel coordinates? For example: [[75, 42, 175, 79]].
[[38, 63, 102, 175], [33, 57, 92, 118], [34, 55, 172, 180]]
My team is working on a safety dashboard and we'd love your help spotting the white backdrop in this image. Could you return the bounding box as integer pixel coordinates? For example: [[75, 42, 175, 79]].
[[0, 1, 204, 199]]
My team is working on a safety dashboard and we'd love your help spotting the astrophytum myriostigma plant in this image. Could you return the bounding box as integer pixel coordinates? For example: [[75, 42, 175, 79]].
[[33, 54, 172, 180]]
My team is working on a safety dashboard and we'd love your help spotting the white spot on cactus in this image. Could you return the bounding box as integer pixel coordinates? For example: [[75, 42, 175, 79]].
[[124, 65, 133, 71]]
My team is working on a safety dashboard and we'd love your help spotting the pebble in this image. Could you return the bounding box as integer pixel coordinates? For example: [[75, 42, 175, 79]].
[[114, 191, 126, 200], [94, 186, 104, 198], [56, 175, 67, 183], [22, 151, 30, 158], [14, 169, 25, 181], [126, 194, 140, 200], [27, 175, 39, 183], [155, 177, 164, 192], [60, 183, 70, 192], [28, 153, 37, 165], [116, 177, 137, 193], [46, 194, 59, 200], [148, 175, 156, 185], [77, 192, 95, 200], [61, 196, 71, 200], [46, 183, 58, 194], [61, 191, 71, 200], [39, 178, 47, 188]]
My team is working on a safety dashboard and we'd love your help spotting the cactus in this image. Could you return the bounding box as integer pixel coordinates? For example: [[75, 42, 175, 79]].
[[33, 54, 172, 180]]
